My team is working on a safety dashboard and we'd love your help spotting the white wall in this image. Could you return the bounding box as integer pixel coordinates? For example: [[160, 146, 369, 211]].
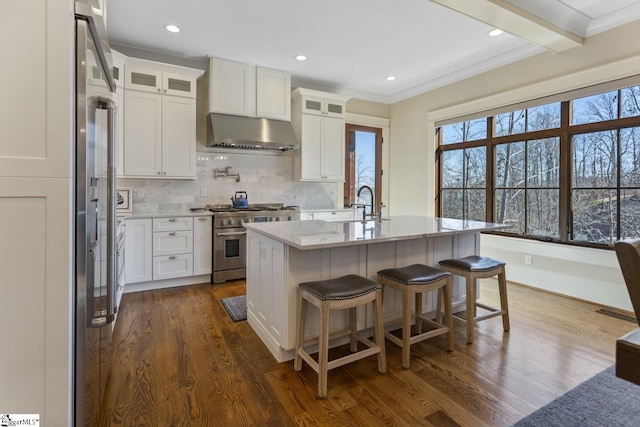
[[389, 20, 640, 311], [0, 0, 74, 424]]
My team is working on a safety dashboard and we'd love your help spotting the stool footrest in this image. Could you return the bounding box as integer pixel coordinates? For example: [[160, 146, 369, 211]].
[[385, 325, 451, 347], [296, 335, 382, 373]]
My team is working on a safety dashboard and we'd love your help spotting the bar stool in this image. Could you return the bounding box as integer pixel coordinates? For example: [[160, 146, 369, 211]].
[[377, 264, 454, 369], [294, 274, 387, 398], [439, 256, 510, 344]]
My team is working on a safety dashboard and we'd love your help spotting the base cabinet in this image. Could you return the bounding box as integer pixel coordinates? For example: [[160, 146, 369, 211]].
[[194, 216, 213, 275], [247, 231, 286, 349], [300, 209, 354, 221], [124, 219, 153, 284], [124, 215, 212, 288], [246, 230, 480, 362]]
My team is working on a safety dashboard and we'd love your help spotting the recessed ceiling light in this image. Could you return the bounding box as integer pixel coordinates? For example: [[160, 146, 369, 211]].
[[488, 29, 503, 37], [295, 55, 307, 61], [166, 24, 181, 33], [386, 76, 396, 81]]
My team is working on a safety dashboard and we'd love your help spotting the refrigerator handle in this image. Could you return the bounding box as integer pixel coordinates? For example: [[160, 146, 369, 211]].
[[105, 102, 117, 324]]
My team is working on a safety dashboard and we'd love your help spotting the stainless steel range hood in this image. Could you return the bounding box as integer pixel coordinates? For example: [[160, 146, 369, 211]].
[[207, 113, 299, 151]]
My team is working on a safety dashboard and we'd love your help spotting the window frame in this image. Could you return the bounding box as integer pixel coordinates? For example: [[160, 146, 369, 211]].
[[344, 123, 383, 209], [436, 88, 640, 249]]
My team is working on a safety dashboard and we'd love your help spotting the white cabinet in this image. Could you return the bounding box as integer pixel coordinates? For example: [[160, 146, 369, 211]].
[[123, 88, 197, 178], [124, 215, 212, 288], [246, 230, 286, 348], [209, 57, 291, 121], [123, 58, 202, 179], [256, 67, 291, 121], [124, 218, 153, 284], [194, 216, 212, 275], [125, 66, 197, 98], [300, 94, 345, 118], [300, 209, 354, 221], [209, 58, 255, 117], [292, 88, 350, 181], [152, 217, 193, 280]]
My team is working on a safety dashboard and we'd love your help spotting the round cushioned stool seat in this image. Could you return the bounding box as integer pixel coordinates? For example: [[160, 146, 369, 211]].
[[299, 274, 381, 301], [439, 255, 504, 272], [378, 264, 451, 285]]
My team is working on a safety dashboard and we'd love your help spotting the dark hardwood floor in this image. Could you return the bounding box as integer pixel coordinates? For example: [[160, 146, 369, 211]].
[[100, 280, 636, 426]]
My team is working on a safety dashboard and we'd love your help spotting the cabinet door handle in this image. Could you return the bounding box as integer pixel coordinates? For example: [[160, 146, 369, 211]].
[[169, 232, 176, 236], [169, 256, 178, 260]]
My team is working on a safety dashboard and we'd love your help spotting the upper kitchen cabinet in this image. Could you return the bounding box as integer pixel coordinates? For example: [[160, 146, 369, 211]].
[[209, 57, 291, 121], [123, 58, 203, 179], [292, 88, 350, 181], [125, 65, 197, 98], [256, 66, 291, 121]]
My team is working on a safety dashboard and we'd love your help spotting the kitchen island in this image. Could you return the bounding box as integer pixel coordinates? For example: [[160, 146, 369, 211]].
[[244, 216, 508, 362]]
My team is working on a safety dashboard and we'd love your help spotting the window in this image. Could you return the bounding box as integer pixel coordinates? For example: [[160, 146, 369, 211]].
[[437, 82, 640, 248], [344, 124, 383, 209]]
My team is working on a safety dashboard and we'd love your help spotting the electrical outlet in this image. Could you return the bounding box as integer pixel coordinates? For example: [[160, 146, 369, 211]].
[[524, 254, 532, 265], [200, 188, 207, 197]]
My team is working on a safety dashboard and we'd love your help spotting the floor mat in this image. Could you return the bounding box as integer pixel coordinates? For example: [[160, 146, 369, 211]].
[[220, 295, 247, 322]]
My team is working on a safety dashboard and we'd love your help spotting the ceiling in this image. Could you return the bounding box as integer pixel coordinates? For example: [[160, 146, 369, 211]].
[[105, 0, 640, 104]]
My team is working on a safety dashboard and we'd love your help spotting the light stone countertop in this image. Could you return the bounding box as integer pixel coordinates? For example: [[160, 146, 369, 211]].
[[244, 215, 510, 250], [119, 210, 213, 220]]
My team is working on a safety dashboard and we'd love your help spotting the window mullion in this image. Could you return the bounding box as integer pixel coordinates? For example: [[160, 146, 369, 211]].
[[487, 117, 494, 222], [559, 101, 571, 242]]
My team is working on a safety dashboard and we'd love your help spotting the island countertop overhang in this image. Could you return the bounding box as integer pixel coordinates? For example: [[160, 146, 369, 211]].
[[243, 215, 509, 250]]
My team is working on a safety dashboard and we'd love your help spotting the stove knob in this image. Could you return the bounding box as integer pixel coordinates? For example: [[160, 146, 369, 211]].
[[275, 217, 280, 221], [228, 219, 235, 226], [288, 216, 292, 221], [221, 219, 227, 227], [238, 219, 243, 225], [268, 217, 273, 222]]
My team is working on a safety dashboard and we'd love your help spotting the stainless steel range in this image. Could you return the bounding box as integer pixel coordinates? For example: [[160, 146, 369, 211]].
[[207, 203, 299, 284]]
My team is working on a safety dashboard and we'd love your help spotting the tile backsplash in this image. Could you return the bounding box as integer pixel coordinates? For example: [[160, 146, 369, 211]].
[[118, 151, 339, 213]]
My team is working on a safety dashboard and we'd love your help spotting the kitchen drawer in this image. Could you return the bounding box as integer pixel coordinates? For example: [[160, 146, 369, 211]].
[[153, 254, 193, 280], [153, 231, 193, 256], [153, 217, 193, 232]]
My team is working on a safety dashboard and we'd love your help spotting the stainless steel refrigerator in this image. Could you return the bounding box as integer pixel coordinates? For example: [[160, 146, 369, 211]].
[[75, 0, 117, 425]]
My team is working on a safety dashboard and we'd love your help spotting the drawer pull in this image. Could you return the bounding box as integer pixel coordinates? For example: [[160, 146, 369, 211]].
[[199, 217, 207, 222], [169, 256, 178, 260], [169, 218, 177, 222], [169, 232, 176, 236]]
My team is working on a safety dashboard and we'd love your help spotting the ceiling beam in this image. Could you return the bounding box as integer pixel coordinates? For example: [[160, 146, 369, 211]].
[[431, 0, 584, 53]]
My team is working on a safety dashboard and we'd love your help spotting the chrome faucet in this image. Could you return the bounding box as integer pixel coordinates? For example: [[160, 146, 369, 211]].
[[357, 185, 375, 223]]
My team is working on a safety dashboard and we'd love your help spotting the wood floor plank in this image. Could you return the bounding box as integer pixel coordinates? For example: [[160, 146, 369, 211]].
[[101, 279, 635, 426]]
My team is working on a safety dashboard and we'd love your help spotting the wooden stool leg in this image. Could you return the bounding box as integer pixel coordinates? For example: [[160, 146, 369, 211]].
[[436, 287, 443, 324], [415, 292, 423, 334], [402, 287, 412, 369], [373, 289, 387, 374], [498, 269, 510, 332], [318, 301, 330, 398], [294, 289, 306, 371], [465, 273, 476, 344], [349, 307, 358, 352], [444, 277, 454, 351]]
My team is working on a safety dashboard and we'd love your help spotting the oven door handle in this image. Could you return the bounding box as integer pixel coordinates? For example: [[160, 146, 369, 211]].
[[216, 231, 247, 237]]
